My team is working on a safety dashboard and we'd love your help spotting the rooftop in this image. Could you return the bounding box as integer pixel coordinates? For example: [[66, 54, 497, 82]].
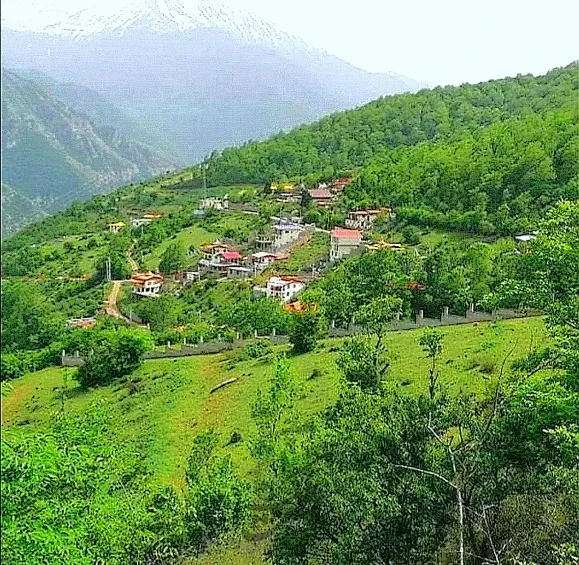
[[331, 227, 362, 239], [222, 251, 243, 261], [130, 271, 163, 284], [308, 189, 333, 199]]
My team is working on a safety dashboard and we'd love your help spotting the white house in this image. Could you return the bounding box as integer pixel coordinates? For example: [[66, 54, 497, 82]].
[[264, 276, 305, 302], [182, 270, 201, 283], [330, 228, 363, 262], [199, 195, 229, 210], [130, 272, 163, 297], [272, 220, 303, 248]]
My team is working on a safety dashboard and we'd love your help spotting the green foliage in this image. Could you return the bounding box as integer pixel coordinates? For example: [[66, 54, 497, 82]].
[[184, 430, 252, 552], [76, 329, 151, 388], [240, 340, 273, 360], [290, 309, 325, 354], [251, 358, 298, 470], [204, 64, 576, 190], [419, 328, 444, 399], [159, 242, 186, 274], [133, 294, 182, 332], [336, 335, 390, 391], [401, 225, 421, 245], [356, 295, 403, 339], [1, 281, 65, 352]]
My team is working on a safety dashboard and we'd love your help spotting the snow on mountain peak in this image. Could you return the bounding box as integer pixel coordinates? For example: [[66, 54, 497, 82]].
[[39, 0, 310, 50]]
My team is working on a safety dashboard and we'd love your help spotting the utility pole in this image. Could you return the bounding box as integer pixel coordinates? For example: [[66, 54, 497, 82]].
[[105, 256, 112, 282]]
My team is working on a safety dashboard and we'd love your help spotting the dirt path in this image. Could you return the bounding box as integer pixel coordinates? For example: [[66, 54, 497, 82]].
[[127, 243, 139, 272], [104, 281, 128, 320]]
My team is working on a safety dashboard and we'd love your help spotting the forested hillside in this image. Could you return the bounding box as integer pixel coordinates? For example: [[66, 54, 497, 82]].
[[204, 63, 577, 185]]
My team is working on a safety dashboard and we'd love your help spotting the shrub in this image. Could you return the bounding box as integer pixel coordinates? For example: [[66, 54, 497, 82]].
[[77, 329, 151, 388], [290, 309, 325, 355], [241, 340, 273, 360]]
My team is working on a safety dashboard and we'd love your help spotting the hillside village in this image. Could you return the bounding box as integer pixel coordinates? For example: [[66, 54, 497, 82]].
[[99, 177, 398, 315]]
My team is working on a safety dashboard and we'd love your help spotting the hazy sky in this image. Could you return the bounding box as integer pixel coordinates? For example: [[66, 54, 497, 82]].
[[2, 0, 578, 85]]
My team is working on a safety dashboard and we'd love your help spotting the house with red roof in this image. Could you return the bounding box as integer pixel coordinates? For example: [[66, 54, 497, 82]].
[[330, 227, 363, 262], [330, 177, 353, 192]]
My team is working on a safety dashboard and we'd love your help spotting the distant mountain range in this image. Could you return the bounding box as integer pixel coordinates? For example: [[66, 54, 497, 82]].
[[1, 68, 176, 236], [2, 0, 425, 165]]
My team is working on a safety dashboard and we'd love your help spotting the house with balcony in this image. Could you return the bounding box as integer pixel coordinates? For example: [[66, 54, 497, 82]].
[[330, 228, 363, 262], [199, 249, 244, 274], [130, 272, 163, 297], [254, 276, 305, 303], [200, 240, 230, 257]]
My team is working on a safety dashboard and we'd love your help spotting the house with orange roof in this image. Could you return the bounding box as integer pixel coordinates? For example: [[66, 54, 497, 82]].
[[130, 272, 163, 297]]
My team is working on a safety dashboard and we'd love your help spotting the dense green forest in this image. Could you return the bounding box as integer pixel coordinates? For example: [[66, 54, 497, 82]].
[[202, 63, 577, 232], [204, 64, 576, 184]]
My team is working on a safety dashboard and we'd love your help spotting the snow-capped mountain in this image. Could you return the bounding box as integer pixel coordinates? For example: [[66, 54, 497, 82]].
[[2, 0, 425, 165], [42, 0, 310, 51]]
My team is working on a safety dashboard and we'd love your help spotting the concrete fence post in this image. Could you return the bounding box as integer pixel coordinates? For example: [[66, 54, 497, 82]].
[[199, 335, 204, 344], [167, 341, 170, 350], [470, 303, 475, 313], [443, 306, 449, 318], [417, 310, 424, 322], [272, 327, 276, 337], [331, 319, 336, 329], [75, 351, 80, 358], [395, 312, 400, 322], [254, 329, 258, 338], [236, 332, 240, 341], [62, 349, 66, 357]]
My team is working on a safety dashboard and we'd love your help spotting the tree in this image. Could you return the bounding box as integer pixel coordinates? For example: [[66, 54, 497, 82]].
[[183, 430, 252, 554], [337, 335, 390, 391], [251, 358, 297, 473], [76, 329, 151, 388], [1, 282, 64, 351], [159, 243, 186, 275], [419, 328, 444, 400], [356, 295, 403, 348], [289, 308, 324, 354], [402, 225, 421, 245]]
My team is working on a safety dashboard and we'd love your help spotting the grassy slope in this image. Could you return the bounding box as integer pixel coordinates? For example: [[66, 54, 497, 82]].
[[3, 317, 547, 469], [1, 317, 549, 562]]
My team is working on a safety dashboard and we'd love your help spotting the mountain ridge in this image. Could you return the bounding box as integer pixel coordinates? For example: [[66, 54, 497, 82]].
[[1, 68, 177, 236]]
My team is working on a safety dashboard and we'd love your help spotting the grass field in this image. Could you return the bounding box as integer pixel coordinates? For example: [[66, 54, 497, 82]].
[[143, 225, 219, 270], [1, 316, 549, 563]]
